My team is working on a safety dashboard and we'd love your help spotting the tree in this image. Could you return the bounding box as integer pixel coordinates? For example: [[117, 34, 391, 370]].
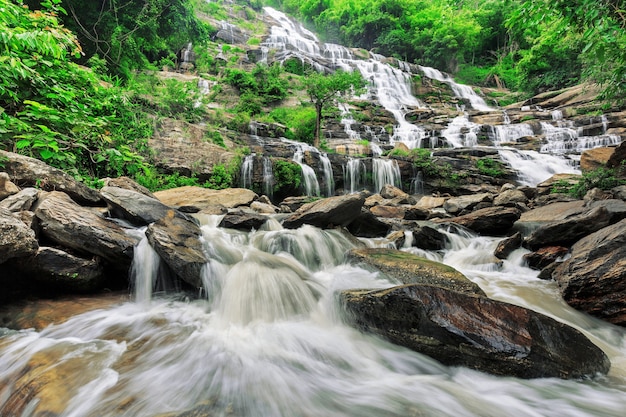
[[303, 70, 366, 148]]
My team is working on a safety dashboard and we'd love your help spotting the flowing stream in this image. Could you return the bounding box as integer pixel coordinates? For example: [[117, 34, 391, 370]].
[[1, 219, 625, 417]]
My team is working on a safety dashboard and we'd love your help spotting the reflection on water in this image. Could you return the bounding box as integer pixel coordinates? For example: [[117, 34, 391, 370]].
[[0, 219, 625, 417]]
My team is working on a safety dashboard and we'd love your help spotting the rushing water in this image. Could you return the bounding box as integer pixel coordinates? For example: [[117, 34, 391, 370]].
[[1, 218, 625, 417]]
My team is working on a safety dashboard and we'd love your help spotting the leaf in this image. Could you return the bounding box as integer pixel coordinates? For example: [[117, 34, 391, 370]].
[[15, 139, 31, 149], [39, 149, 54, 159]]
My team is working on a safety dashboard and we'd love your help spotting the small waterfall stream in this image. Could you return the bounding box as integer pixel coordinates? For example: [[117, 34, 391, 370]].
[[1, 218, 625, 417]]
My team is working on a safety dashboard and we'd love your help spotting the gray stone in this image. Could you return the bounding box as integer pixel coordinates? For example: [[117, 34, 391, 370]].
[[0, 188, 39, 212], [0, 207, 38, 264], [283, 194, 365, 229]]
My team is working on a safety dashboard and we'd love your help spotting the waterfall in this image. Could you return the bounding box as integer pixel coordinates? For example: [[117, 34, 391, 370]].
[[344, 157, 367, 193], [241, 154, 255, 189], [129, 232, 161, 303], [293, 146, 321, 197], [410, 171, 424, 195], [319, 153, 334, 196], [262, 156, 274, 199], [441, 114, 480, 148], [418, 65, 494, 112], [498, 149, 579, 186], [372, 158, 401, 192]]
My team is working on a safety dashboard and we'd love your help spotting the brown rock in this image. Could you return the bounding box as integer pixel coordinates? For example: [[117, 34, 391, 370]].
[[370, 205, 405, 218], [436, 206, 521, 235], [0, 171, 19, 200], [155, 186, 257, 211], [283, 194, 365, 229], [523, 246, 569, 270], [0, 207, 38, 264], [553, 218, 626, 326], [494, 232, 522, 259], [580, 147, 615, 172]]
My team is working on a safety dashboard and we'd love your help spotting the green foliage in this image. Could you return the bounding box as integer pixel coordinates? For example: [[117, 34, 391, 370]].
[[273, 159, 302, 195], [268, 106, 316, 143], [206, 164, 233, 189], [304, 69, 367, 147], [569, 167, 626, 198], [475, 158, 506, 177], [0, 0, 151, 180], [223, 63, 289, 115], [135, 169, 201, 191], [60, 0, 211, 78]]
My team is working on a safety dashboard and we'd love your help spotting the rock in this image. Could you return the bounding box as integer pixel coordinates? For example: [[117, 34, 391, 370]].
[[535, 173, 581, 196], [145, 212, 209, 289], [524, 206, 612, 250], [34, 192, 137, 267], [415, 196, 447, 209], [0, 292, 127, 331], [519, 200, 585, 222], [587, 199, 626, 223], [348, 248, 484, 296], [583, 187, 612, 202], [101, 186, 192, 226], [340, 285, 610, 378], [250, 201, 278, 214], [613, 185, 626, 200], [443, 193, 493, 214], [411, 225, 447, 250], [493, 189, 528, 207], [0, 207, 38, 264], [346, 208, 392, 238], [0, 187, 39, 212], [494, 232, 522, 259], [380, 184, 410, 201], [0, 171, 19, 200], [219, 210, 268, 231], [606, 141, 626, 173], [580, 147, 615, 172], [103, 176, 156, 198], [553, 218, 626, 326], [436, 206, 521, 235], [403, 205, 430, 220], [385, 230, 406, 248], [283, 194, 365, 229], [0, 150, 102, 205], [9, 247, 106, 293], [279, 196, 312, 212], [523, 246, 569, 270], [154, 186, 257, 211], [370, 205, 405, 218], [364, 193, 385, 207]]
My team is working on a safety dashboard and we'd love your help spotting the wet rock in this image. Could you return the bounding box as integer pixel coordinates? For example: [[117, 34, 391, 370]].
[[411, 225, 447, 250], [386, 230, 406, 248], [379, 184, 411, 202], [0, 207, 38, 264], [346, 208, 391, 238], [279, 196, 313, 213], [494, 232, 522, 259], [250, 201, 279, 214], [283, 194, 365, 229], [101, 186, 193, 226], [0, 171, 19, 200], [348, 248, 484, 296], [436, 206, 521, 235], [0, 150, 102, 205], [146, 212, 209, 289], [553, 218, 626, 326], [523, 246, 569, 270], [155, 186, 257, 211], [524, 206, 611, 250], [0, 187, 39, 212], [340, 284, 610, 378], [219, 210, 268, 231], [443, 193, 493, 214], [34, 191, 137, 267], [9, 246, 106, 293]]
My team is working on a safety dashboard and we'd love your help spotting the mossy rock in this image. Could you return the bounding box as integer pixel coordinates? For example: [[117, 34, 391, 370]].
[[347, 248, 485, 296]]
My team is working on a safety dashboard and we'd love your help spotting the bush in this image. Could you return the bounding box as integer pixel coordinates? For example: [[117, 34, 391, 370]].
[[475, 158, 506, 177]]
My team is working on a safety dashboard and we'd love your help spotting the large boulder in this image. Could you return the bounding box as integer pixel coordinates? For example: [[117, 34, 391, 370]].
[[580, 147, 615, 172], [518, 200, 585, 222], [283, 193, 365, 229], [346, 208, 392, 238], [219, 210, 268, 231], [145, 212, 209, 289], [436, 206, 521, 235], [524, 206, 611, 250], [411, 225, 447, 250], [154, 186, 257, 212], [8, 247, 106, 293], [0, 207, 38, 264], [340, 284, 610, 379], [100, 186, 192, 226], [553, 218, 626, 326], [34, 192, 138, 267], [0, 150, 102, 205], [347, 248, 484, 296], [494, 232, 522, 259]]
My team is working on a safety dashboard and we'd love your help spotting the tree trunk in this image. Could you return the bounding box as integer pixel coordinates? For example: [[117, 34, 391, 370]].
[[314, 103, 322, 148]]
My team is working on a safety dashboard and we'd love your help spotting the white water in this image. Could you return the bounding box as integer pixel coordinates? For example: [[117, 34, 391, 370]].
[[372, 158, 401, 192], [2, 219, 625, 417], [293, 146, 321, 197], [240, 154, 254, 189], [418, 65, 494, 112], [343, 157, 366, 193]]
